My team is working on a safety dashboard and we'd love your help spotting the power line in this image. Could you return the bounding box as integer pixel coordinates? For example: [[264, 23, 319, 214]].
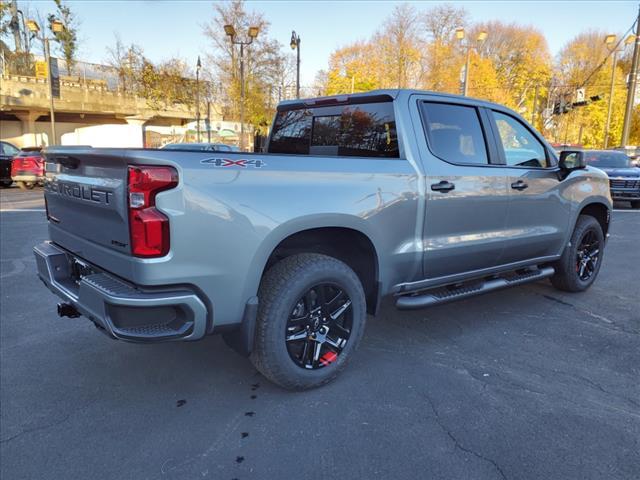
[[578, 18, 637, 89]]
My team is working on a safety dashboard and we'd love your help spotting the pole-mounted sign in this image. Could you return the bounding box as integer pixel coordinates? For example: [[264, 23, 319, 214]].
[[35, 60, 48, 79], [49, 57, 60, 99]]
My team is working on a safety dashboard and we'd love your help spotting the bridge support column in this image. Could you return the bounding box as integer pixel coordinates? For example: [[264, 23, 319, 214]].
[[14, 112, 47, 147], [124, 116, 151, 147]]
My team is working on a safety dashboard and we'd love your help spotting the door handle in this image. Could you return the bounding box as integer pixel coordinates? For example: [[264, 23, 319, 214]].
[[431, 180, 455, 192], [511, 180, 529, 191]]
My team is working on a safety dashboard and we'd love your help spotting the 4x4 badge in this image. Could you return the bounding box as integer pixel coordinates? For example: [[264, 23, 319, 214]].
[[201, 157, 266, 168]]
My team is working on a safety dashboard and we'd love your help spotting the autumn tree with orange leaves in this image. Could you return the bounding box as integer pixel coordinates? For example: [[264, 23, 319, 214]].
[[320, 4, 638, 147]]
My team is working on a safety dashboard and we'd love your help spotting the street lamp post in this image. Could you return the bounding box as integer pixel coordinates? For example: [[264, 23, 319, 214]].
[[196, 56, 201, 143], [224, 24, 259, 152], [290, 31, 301, 99], [604, 35, 623, 148], [456, 28, 487, 97], [26, 18, 64, 145], [621, 5, 640, 147]]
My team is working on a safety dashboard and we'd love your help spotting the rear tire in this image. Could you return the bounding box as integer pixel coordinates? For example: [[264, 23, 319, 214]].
[[630, 200, 640, 209], [17, 181, 34, 190], [0, 181, 11, 188], [551, 215, 604, 292], [250, 253, 367, 390]]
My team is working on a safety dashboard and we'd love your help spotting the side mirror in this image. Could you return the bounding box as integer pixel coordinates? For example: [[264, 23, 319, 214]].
[[559, 150, 586, 171]]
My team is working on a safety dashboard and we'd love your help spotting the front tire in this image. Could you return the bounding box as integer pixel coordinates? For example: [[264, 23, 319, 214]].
[[551, 215, 604, 292], [250, 253, 367, 390]]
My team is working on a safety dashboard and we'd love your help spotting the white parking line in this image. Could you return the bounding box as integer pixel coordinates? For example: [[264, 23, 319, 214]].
[[612, 210, 639, 213], [0, 209, 46, 212]]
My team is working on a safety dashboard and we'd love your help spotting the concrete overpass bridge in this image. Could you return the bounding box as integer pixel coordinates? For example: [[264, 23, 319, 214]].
[[1, 74, 215, 147]]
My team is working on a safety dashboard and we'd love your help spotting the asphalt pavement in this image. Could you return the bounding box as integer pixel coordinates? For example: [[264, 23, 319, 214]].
[[1, 186, 639, 480]]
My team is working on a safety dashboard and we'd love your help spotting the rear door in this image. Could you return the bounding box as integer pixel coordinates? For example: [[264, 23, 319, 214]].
[[415, 98, 511, 279], [487, 109, 570, 263]]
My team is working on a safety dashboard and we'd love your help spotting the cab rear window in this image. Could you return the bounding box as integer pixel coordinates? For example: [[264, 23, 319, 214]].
[[268, 101, 399, 158]]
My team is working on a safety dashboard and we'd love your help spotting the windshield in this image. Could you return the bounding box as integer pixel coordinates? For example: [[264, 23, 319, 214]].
[[585, 151, 631, 168]]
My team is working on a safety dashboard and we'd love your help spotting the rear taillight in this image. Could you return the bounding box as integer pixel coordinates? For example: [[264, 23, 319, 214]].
[[127, 166, 178, 257], [11, 156, 42, 175]]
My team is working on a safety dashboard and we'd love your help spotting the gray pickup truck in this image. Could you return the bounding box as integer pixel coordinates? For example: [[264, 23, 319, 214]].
[[35, 90, 612, 390]]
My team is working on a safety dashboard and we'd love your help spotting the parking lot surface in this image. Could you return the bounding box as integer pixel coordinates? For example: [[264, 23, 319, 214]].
[[1, 187, 639, 480]]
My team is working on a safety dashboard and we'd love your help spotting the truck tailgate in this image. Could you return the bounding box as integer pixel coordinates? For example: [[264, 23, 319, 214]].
[[44, 150, 131, 255]]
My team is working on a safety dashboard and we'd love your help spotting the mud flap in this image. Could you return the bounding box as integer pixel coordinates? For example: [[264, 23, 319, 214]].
[[223, 296, 259, 357]]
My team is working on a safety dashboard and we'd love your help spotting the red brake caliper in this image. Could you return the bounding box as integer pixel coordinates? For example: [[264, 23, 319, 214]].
[[319, 351, 338, 366]]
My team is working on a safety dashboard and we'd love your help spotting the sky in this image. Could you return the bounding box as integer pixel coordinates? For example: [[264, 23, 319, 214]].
[[19, 0, 639, 86]]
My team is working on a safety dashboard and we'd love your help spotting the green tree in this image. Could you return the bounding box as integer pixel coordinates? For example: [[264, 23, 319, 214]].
[[202, 0, 292, 133], [475, 22, 552, 112], [420, 4, 468, 93], [324, 41, 383, 95], [375, 3, 421, 88], [105, 34, 145, 94], [555, 30, 627, 147], [48, 0, 79, 75]]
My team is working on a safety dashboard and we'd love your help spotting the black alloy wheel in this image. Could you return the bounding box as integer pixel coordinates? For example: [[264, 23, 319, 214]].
[[575, 229, 600, 281], [285, 283, 352, 370]]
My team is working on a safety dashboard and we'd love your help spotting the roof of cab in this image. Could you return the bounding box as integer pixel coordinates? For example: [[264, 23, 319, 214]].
[[277, 88, 507, 112]]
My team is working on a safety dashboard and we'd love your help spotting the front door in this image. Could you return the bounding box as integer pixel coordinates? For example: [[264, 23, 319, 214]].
[[488, 109, 570, 264]]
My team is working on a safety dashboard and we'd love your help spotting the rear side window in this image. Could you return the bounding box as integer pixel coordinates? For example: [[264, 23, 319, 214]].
[[268, 102, 399, 158], [421, 102, 489, 165], [268, 109, 312, 154]]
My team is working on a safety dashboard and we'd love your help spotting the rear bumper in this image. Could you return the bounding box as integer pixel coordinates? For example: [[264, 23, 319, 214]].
[[11, 174, 44, 182], [34, 241, 208, 342]]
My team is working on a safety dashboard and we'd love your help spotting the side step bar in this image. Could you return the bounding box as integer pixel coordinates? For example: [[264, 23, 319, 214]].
[[396, 266, 555, 310]]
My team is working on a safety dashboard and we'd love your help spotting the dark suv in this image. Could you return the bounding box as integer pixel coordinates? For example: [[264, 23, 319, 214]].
[[0, 141, 20, 187], [584, 150, 640, 208]]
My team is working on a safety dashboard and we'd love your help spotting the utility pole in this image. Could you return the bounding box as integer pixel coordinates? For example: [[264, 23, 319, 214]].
[[621, 6, 640, 147], [604, 50, 619, 148], [196, 56, 201, 143], [8, 1, 23, 53], [44, 38, 56, 143], [26, 18, 64, 145], [240, 42, 245, 148], [531, 84, 539, 126], [290, 31, 301, 99], [206, 99, 211, 143]]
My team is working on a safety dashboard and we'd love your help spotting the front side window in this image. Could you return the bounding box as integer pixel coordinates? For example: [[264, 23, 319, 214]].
[[492, 111, 548, 168], [269, 102, 399, 158], [421, 102, 489, 165]]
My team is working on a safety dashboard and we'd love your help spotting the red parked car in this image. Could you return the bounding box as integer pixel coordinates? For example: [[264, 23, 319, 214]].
[[11, 147, 45, 190]]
